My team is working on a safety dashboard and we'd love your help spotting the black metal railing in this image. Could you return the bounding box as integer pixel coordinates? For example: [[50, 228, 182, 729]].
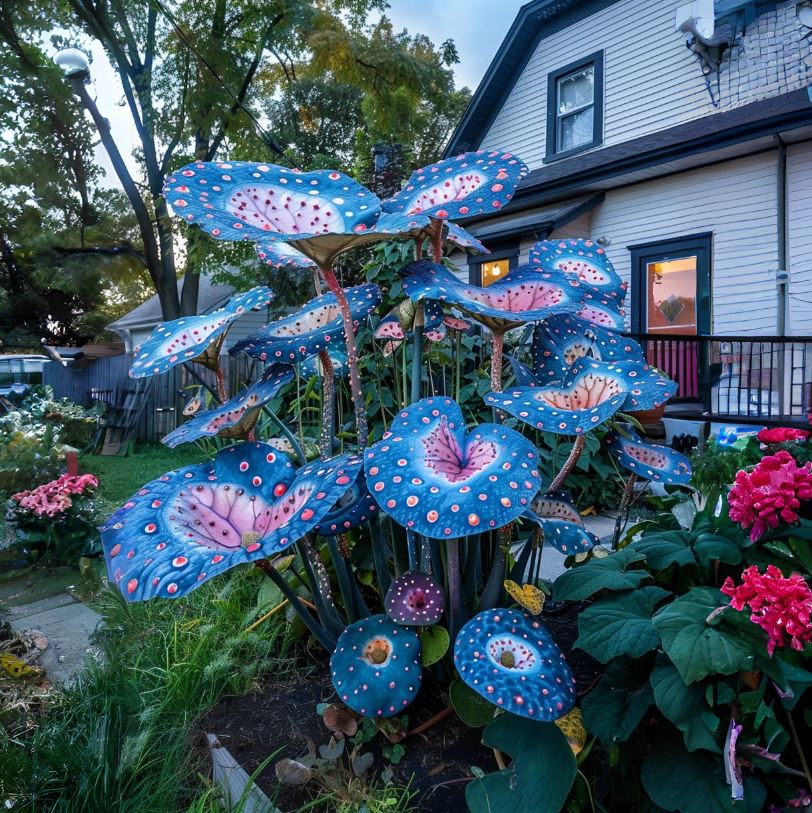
[[626, 333, 812, 425]]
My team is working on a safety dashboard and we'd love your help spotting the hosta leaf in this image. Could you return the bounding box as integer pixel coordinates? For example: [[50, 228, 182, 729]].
[[450, 678, 496, 727], [649, 657, 721, 753], [652, 588, 755, 684], [419, 625, 449, 667], [553, 548, 648, 602], [581, 657, 653, 744], [631, 532, 695, 569], [465, 714, 576, 813], [575, 586, 669, 662], [692, 532, 742, 567], [642, 732, 766, 813]]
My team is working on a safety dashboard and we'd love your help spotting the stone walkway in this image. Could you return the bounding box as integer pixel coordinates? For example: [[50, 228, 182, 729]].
[[6, 593, 102, 685]]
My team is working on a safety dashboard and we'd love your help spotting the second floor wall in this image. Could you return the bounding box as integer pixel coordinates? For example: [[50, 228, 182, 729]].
[[479, 0, 811, 169]]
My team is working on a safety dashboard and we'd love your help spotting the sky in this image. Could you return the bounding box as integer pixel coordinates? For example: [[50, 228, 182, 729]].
[[81, 0, 525, 182]]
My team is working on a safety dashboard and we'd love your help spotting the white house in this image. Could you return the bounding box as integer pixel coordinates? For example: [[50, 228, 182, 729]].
[[446, 0, 812, 422]]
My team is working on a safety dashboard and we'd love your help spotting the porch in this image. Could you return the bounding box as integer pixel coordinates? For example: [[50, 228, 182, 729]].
[[627, 333, 812, 427]]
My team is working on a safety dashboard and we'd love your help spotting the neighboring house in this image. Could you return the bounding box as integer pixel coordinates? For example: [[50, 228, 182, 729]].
[[446, 0, 812, 423], [107, 274, 271, 354]]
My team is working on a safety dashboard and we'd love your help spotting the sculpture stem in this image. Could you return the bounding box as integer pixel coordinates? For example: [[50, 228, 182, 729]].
[[320, 266, 368, 448], [410, 302, 424, 404], [549, 436, 586, 491], [215, 366, 228, 404], [447, 537, 464, 640], [318, 349, 335, 458], [431, 221, 444, 263], [490, 331, 504, 392], [612, 473, 637, 549]]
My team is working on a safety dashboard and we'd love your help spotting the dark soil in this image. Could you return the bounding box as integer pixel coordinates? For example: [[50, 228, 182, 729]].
[[195, 604, 601, 812]]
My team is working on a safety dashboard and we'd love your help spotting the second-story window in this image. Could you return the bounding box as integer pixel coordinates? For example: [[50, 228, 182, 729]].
[[546, 51, 604, 161]]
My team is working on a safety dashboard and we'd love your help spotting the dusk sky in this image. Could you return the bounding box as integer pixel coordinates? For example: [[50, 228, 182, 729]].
[[83, 0, 526, 180]]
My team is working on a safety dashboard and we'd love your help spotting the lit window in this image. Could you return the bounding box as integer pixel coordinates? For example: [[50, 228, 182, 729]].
[[646, 257, 698, 335], [546, 52, 603, 160], [481, 258, 510, 286]]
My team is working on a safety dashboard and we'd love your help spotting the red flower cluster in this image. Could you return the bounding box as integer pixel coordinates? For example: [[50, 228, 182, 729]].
[[728, 451, 812, 541], [757, 427, 810, 444], [721, 565, 812, 655], [12, 473, 98, 518]]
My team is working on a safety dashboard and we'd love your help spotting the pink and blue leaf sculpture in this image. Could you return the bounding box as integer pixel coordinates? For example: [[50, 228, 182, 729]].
[[381, 150, 528, 220], [399, 261, 589, 331], [130, 286, 273, 378], [330, 614, 423, 717], [384, 571, 445, 626], [230, 284, 380, 363], [526, 491, 598, 555], [607, 428, 692, 485], [364, 397, 540, 539], [101, 442, 362, 601], [444, 221, 489, 253], [453, 608, 576, 721], [163, 162, 381, 243], [529, 238, 627, 305], [485, 359, 633, 435], [255, 238, 316, 269], [161, 365, 294, 448]]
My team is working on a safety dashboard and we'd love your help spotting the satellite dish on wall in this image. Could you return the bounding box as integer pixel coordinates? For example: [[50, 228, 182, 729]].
[[675, 0, 715, 41], [798, 4, 812, 29]]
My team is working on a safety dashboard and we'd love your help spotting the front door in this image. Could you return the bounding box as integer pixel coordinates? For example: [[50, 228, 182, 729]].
[[630, 234, 712, 399]]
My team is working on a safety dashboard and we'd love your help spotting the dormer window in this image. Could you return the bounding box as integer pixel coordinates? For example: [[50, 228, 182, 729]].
[[546, 51, 604, 161]]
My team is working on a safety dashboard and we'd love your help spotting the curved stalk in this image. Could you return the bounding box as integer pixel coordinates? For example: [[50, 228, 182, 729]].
[[215, 366, 228, 404], [318, 350, 335, 458], [320, 266, 369, 447], [490, 331, 504, 393], [549, 435, 587, 491], [447, 537, 464, 640], [410, 302, 425, 404], [612, 473, 637, 549]]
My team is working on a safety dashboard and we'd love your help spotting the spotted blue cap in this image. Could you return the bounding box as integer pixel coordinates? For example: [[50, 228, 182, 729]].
[[101, 443, 362, 601], [230, 283, 380, 364], [382, 150, 528, 220], [130, 287, 273, 378], [454, 608, 576, 721], [364, 397, 541, 539], [607, 428, 692, 485], [312, 453, 377, 536], [162, 365, 293, 448], [525, 491, 598, 555], [330, 614, 423, 717], [255, 238, 316, 269], [384, 571, 444, 626]]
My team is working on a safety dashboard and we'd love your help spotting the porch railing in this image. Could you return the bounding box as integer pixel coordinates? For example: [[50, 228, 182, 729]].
[[626, 333, 812, 426]]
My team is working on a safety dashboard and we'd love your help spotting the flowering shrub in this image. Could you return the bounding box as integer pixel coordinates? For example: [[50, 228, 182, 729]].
[[721, 565, 812, 655], [758, 427, 811, 444], [728, 450, 812, 541], [5, 472, 100, 563]]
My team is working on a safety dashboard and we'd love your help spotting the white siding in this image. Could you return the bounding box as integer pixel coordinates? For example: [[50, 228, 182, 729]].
[[591, 151, 781, 335], [787, 143, 812, 335], [480, 0, 810, 169]]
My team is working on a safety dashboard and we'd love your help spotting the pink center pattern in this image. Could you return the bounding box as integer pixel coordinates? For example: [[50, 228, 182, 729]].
[[486, 635, 538, 672], [625, 444, 669, 468], [405, 172, 486, 214], [226, 185, 345, 234], [422, 418, 497, 483], [465, 280, 566, 313], [554, 259, 612, 286], [535, 373, 623, 410], [267, 305, 341, 336]]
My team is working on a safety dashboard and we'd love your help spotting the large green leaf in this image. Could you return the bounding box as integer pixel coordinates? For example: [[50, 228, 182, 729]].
[[652, 587, 755, 684], [465, 714, 576, 813], [649, 657, 720, 753], [575, 586, 669, 662], [450, 679, 496, 728], [581, 657, 653, 744], [419, 625, 449, 667], [692, 532, 742, 567], [553, 548, 649, 602], [775, 661, 812, 710], [642, 733, 766, 813], [631, 532, 695, 569]]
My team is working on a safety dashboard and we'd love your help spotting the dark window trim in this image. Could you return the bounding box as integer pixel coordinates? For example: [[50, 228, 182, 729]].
[[468, 247, 520, 285], [629, 232, 713, 334], [545, 50, 604, 163]]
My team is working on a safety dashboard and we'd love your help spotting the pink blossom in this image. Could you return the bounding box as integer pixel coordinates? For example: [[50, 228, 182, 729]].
[[757, 427, 810, 444], [728, 451, 812, 541], [721, 565, 812, 656], [11, 473, 98, 518]]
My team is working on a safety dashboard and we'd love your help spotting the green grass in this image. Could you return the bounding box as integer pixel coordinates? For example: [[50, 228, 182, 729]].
[[81, 443, 209, 507], [1, 568, 293, 813]]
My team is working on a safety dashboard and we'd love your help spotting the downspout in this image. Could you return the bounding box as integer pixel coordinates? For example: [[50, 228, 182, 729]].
[[775, 134, 789, 416]]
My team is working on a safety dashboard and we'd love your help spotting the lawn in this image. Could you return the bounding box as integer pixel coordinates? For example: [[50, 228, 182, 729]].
[[80, 443, 210, 507]]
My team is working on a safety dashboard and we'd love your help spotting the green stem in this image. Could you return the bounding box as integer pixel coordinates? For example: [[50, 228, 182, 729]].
[[265, 411, 307, 466]]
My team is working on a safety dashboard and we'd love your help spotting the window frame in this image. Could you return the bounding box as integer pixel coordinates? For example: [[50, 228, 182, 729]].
[[545, 50, 604, 163], [468, 248, 519, 286]]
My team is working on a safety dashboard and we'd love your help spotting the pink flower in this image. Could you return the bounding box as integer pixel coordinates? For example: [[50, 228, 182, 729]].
[[757, 427, 810, 444], [721, 565, 812, 656], [11, 473, 98, 518], [728, 451, 812, 542]]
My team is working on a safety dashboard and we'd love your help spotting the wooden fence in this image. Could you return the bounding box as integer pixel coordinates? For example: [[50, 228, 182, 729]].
[[43, 353, 262, 443]]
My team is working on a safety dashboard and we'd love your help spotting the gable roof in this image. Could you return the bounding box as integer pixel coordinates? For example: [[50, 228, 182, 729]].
[[445, 0, 621, 156], [107, 275, 235, 331]]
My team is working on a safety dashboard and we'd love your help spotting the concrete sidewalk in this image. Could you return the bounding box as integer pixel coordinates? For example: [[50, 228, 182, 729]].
[[6, 593, 101, 685]]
